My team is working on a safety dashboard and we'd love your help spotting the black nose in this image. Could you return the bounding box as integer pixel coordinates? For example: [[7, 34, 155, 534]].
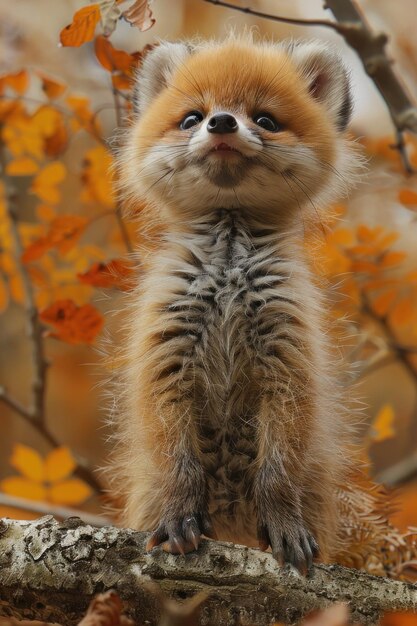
[[207, 112, 238, 134]]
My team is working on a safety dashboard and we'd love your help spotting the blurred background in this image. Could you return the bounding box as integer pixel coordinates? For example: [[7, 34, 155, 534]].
[[0, 0, 416, 537]]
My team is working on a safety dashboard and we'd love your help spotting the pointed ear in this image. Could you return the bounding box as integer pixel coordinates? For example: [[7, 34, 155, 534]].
[[289, 41, 353, 131], [133, 42, 193, 115]]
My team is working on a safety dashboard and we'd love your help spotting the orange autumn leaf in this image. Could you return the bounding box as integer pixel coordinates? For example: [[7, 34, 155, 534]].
[[372, 289, 397, 317], [381, 251, 407, 268], [0, 70, 29, 95], [81, 145, 115, 207], [10, 444, 44, 482], [44, 446, 76, 482], [382, 614, 417, 626], [60, 4, 101, 47], [1, 477, 47, 501], [49, 478, 92, 505], [40, 299, 104, 344], [37, 73, 66, 100], [370, 405, 395, 443], [389, 297, 414, 327], [111, 73, 132, 90], [1, 445, 92, 505], [22, 214, 88, 263], [351, 260, 378, 274], [6, 156, 39, 176], [328, 228, 354, 247], [30, 161, 67, 204], [77, 258, 135, 289], [398, 188, 417, 206], [94, 35, 133, 73]]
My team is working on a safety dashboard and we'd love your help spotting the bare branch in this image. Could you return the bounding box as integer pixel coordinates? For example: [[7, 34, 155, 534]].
[[1, 517, 416, 625], [0, 494, 110, 527]]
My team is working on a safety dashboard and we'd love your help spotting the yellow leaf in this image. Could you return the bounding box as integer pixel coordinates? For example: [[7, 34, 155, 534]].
[[48, 478, 92, 505], [0, 477, 47, 501], [370, 405, 395, 443], [36, 204, 56, 222], [45, 446, 76, 483], [10, 444, 45, 482], [6, 157, 39, 176], [30, 161, 67, 204], [372, 289, 397, 317]]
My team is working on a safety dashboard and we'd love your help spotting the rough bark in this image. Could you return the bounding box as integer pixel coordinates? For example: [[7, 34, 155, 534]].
[[0, 517, 416, 626]]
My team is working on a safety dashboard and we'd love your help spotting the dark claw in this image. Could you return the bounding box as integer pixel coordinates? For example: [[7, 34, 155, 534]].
[[257, 517, 318, 574], [146, 512, 212, 556]]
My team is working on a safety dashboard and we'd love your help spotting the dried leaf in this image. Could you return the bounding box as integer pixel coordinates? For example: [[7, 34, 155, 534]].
[[98, 0, 122, 36], [60, 5, 101, 47], [49, 478, 92, 505], [22, 215, 87, 263], [77, 259, 135, 289], [10, 444, 44, 482], [79, 590, 134, 626], [371, 405, 395, 443], [40, 299, 104, 344], [122, 0, 155, 31], [44, 446, 76, 483], [94, 35, 133, 72]]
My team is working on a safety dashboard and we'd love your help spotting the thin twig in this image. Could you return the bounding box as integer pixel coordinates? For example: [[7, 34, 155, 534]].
[[203, 0, 417, 173], [0, 493, 111, 527], [202, 0, 346, 34]]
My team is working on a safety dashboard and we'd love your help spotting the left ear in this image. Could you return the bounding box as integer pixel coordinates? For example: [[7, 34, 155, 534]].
[[289, 41, 353, 131]]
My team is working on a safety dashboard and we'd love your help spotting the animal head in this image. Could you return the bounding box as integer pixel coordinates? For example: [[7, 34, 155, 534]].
[[119, 36, 358, 225]]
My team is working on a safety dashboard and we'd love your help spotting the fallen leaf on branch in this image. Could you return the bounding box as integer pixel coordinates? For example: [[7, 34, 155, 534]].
[[40, 298, 104, 344], [77, 259, 135, 290], [60, 5, 101, 47], [78, 590, 134, 626], [122, 0, 155, 31]]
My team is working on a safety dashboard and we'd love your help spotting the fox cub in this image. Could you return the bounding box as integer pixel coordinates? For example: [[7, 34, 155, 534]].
[[112, 36, 358, 571]]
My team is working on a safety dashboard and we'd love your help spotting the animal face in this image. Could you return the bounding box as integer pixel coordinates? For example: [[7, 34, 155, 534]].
[[119, 38, 356, 224]]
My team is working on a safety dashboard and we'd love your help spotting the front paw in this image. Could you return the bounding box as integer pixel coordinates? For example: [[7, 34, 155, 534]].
[[257, 515, 319, 572], [146, 512, 213, 555]]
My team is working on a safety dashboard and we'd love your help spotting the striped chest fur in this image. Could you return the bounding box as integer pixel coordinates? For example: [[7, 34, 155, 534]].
[[161, 210, 297, 534]]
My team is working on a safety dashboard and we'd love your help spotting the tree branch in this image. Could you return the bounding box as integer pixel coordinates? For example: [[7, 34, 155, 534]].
[[0, 494, 110, 527], [202, 0, 417, 172], [0, 517, 416, 625]]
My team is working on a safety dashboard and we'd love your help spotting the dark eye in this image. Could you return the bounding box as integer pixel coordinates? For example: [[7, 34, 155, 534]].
[[253, 113, 281, 132], [180, 111, 204, 130]]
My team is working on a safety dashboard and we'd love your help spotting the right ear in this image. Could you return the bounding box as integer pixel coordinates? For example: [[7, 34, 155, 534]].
[[133, 42, 193, 116]]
